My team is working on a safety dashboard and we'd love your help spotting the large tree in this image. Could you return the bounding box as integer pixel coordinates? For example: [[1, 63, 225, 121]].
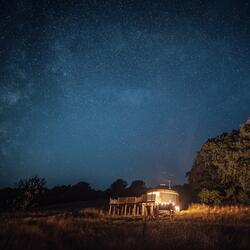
[[109, 179, 128, 198], [187, 120, 250, 204], [127, 180, 146, 196]]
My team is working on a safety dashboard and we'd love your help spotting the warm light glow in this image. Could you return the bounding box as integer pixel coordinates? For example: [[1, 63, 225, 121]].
[[148, 191, 160, 196], [147, 189, 180, 208], [175, 206, 180, 212]]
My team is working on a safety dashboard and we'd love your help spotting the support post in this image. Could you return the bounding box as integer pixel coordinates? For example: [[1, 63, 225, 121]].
[[142, 204, 145, 216], [124, 204, 127, 216], [133, 204, 136, 216], [150, 205, 153, 216], [112, 205, 116, 216], [109, 205, 112, 215]]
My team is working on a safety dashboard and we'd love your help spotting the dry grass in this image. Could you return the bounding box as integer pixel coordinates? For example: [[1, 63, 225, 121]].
[[177, 204, 250, 224], [0, 205, 249, 250], [187, 203, 249, 214]]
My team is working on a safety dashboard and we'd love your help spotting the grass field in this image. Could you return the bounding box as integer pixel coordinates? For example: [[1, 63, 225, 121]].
[[0, 205, 249, 250]]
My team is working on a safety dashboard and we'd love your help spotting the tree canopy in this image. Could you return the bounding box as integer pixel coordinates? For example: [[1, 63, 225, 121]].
[[127, 180, 146, 196], [109, 179, 128, 198], [188, 121, 250, 204]]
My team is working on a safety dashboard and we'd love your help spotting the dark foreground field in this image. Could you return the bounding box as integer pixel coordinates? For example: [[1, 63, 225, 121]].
[[0, 205, 249, 250]]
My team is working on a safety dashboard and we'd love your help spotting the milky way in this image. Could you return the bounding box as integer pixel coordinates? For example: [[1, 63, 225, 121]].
[[0, 0, 250, 189]]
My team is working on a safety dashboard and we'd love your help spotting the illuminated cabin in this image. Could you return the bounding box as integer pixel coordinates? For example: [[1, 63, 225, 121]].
[[146, 187, 180, 208], [109, 186, 180, 216]]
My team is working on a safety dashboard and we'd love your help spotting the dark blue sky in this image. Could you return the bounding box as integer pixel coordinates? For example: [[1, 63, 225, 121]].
[[0, 0, 249, 189]]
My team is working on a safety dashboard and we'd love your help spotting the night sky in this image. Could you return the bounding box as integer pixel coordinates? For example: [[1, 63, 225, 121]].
[[0, 0, 249, 189]]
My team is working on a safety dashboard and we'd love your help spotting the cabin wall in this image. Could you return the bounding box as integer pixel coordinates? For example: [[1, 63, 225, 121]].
[[159, 193, 179, 204]]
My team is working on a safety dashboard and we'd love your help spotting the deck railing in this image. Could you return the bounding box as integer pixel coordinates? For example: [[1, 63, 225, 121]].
[[110, 194, 156, 204]]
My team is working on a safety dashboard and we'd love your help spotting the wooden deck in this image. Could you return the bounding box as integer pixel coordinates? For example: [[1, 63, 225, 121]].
[[109, 195, 157, 216], [110, 194, 156, 205]]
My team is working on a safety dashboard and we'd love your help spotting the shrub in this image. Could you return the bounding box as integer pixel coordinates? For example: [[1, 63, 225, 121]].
[[16, 176, 46, 210], [198, 188, 222, 205]]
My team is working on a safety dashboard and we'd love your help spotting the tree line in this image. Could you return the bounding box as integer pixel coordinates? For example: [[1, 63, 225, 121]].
[[0, 177, 193, 211]]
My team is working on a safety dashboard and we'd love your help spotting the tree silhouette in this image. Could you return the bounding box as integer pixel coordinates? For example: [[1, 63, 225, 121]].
[[109, 179, 128, 198], [16, 176, 46, 210], [127, 180, 146, 196]]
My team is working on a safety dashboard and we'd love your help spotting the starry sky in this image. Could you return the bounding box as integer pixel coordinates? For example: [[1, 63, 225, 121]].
[[0, 0, 249, 189]]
